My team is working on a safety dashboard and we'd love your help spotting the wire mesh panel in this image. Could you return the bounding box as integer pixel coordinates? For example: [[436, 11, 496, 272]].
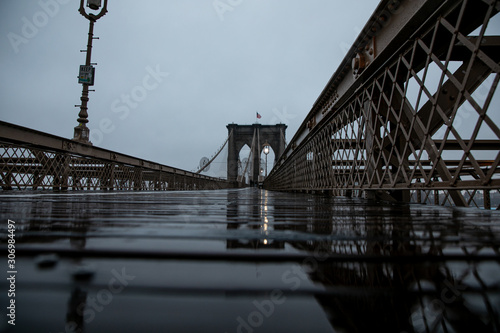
[[265, 0, 500, 209]]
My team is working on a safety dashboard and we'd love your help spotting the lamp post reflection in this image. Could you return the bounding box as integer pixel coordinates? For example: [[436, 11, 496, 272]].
[[261, 190, 269, 245]]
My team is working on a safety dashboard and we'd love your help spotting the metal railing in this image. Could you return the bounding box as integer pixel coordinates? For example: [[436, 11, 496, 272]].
[[264, 0, 500, 209], [0, 121, 230, 191]]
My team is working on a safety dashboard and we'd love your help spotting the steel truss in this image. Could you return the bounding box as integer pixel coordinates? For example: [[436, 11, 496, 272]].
[[265, 0, 500, 209], [0, 121, 229, 191]]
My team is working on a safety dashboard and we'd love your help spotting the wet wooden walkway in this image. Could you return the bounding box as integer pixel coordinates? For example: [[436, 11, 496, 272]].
[[1, 188, 499, 332]]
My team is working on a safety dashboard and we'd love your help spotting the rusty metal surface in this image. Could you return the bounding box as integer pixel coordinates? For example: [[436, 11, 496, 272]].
[[265, 0, 500, 209], [1, 188, 499, 332], [0, 121, 229, 191]]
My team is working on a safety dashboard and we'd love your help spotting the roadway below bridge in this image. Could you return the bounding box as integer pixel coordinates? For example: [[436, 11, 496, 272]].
[[1, 188, 499, 332]]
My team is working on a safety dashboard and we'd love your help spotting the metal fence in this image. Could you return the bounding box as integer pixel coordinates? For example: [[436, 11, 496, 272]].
[[265, 0, 500, 209], [0, 121, 230, 191]]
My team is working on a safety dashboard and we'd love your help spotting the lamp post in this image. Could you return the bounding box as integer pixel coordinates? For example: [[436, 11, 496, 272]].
[[73, 0, 108, 144], [263, 142, 270, 177]]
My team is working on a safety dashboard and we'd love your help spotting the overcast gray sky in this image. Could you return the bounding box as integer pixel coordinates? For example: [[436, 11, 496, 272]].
[[1, 1, 381, 172]]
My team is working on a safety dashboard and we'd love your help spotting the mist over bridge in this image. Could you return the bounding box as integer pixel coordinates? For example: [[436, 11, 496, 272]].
[[1, 0, 500, 332]]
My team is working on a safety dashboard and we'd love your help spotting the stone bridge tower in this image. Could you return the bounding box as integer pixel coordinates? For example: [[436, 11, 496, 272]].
[[227, 123, 287, 185]]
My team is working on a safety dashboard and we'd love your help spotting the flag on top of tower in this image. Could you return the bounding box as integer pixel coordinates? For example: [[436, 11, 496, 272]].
[[256, 112, 262, 119]]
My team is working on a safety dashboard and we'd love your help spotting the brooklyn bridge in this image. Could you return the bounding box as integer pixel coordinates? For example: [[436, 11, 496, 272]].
[[1, 0, 500, 332]]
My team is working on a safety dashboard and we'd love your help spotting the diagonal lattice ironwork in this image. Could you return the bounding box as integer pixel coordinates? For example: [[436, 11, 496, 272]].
[[265, 0, 500, 209], [0, 143, 229, 191], [0, 122, 229, 192]]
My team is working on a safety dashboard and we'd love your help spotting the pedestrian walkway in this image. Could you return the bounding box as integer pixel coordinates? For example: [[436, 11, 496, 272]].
[[1, 188, 499, 332]]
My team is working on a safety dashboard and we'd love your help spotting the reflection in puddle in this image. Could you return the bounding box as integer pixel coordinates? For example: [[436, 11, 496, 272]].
[[0, 188, 499, 332]]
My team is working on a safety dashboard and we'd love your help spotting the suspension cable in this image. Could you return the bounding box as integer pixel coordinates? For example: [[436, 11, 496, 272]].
[[196, 129, 233, 174]]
